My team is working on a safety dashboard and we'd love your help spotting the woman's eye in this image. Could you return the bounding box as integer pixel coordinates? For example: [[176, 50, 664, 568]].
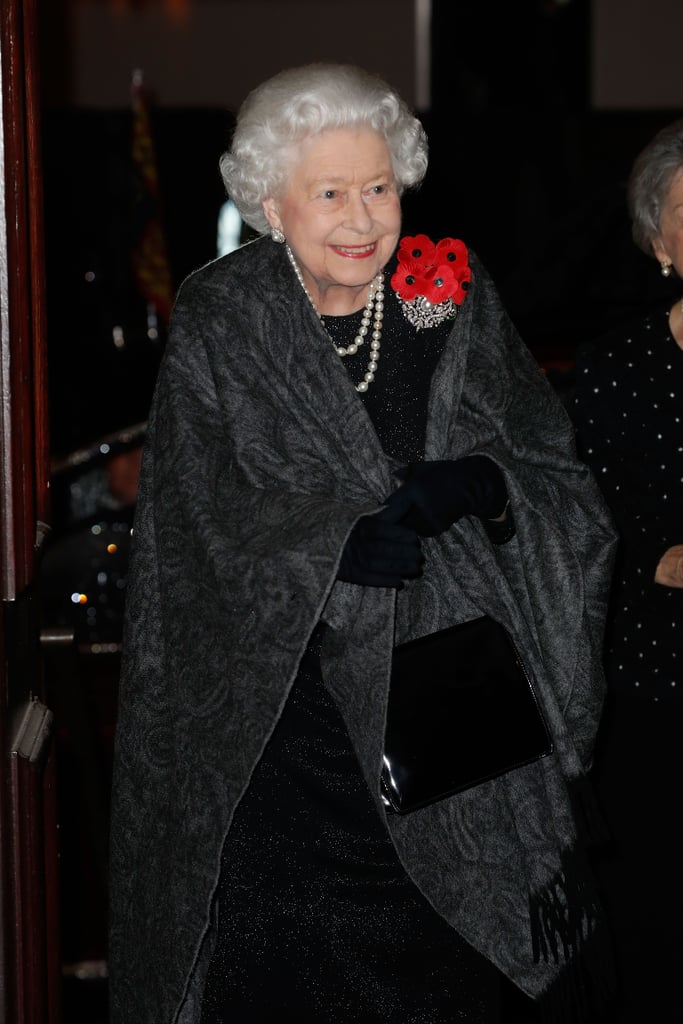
[[323, 189, 338, 200], [364, 185, 388, 199]]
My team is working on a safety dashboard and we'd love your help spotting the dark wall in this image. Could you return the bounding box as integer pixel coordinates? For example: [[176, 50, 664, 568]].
[[43, 107, 233, 456], [423, 1, 681, 353]]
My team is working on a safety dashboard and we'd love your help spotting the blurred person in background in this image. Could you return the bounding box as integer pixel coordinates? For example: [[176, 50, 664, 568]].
[[571, 117, 683, 1024]]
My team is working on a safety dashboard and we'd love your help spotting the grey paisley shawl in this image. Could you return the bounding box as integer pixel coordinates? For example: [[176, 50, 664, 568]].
[[109, 235, 617, 1023]]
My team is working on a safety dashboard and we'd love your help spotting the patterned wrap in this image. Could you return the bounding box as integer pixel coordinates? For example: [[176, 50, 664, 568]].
[[109, 236, 617, 1023]]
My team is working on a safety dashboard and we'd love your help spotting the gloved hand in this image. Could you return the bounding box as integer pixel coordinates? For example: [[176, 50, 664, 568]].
[[382, 456, 508, 538], [337, 507, 424, 588]]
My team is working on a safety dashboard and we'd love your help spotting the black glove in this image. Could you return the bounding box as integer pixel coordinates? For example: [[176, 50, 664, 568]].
[[382, 456, 508, 538], [337, 507, 424, 588]]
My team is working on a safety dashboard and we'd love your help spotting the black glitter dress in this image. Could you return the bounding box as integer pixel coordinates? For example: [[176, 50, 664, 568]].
[[199, 278, 501, 1023], [571, 303, 683, 1023], [572, 304, 683, 704]]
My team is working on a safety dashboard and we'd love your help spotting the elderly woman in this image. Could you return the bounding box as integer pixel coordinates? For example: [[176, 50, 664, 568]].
[[571, 119, 683, 1023], [109, 64, 616, 1024]]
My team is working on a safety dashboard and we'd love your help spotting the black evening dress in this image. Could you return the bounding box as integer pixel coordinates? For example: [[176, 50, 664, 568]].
[[571, 303, 683, 1024], [199, 277, 501, 1023]]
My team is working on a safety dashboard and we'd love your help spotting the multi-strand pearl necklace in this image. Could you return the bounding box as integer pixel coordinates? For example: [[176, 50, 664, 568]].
[[286, 244, 384, 393]]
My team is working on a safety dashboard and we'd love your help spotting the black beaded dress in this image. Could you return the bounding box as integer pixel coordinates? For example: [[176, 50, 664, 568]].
[[571, 303, 683, 1023], [199, 275, 501, 1023], [572, 304, 683, 705]]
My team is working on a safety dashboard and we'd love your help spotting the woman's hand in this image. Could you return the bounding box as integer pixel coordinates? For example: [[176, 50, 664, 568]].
[[654, 544, 683, 587], [336, 510, 424, 588], [381, 456, 508, 538]]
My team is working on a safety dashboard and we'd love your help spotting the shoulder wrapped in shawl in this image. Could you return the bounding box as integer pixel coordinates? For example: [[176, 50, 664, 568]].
[[109, 236, 617, 1023]]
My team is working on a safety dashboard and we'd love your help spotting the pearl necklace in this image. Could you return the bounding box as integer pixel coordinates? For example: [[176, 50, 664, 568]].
[[286, 244, 384, 393]]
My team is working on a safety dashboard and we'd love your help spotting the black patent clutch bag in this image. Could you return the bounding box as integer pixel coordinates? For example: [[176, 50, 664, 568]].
[[381, 615, 553, 814]]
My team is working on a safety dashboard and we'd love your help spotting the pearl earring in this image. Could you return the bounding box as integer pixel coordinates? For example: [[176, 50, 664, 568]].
[[271, 227, 285, 244], [661, 262, 672, 278]]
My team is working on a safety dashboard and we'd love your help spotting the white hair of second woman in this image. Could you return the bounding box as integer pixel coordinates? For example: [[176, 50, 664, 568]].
[[219, 63, 429, 235], [628, 117, 683, 254]]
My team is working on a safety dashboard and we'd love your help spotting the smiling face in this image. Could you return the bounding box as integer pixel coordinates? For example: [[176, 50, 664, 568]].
[[262, 127, 402, 315], [652, 167, 683, 276]]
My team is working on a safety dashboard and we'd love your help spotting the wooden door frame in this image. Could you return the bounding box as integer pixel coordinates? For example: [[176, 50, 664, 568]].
[[0, 0, 59, 1021]]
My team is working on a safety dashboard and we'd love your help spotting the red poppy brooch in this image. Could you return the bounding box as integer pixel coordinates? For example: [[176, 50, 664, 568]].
[[390, 234, 471, 330]]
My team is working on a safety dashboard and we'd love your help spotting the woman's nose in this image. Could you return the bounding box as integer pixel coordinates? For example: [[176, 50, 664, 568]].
[[344, 192, 373, 232]]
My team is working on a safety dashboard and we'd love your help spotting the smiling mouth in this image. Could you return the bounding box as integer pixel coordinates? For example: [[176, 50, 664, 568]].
[[331, 243, 377, 258]]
